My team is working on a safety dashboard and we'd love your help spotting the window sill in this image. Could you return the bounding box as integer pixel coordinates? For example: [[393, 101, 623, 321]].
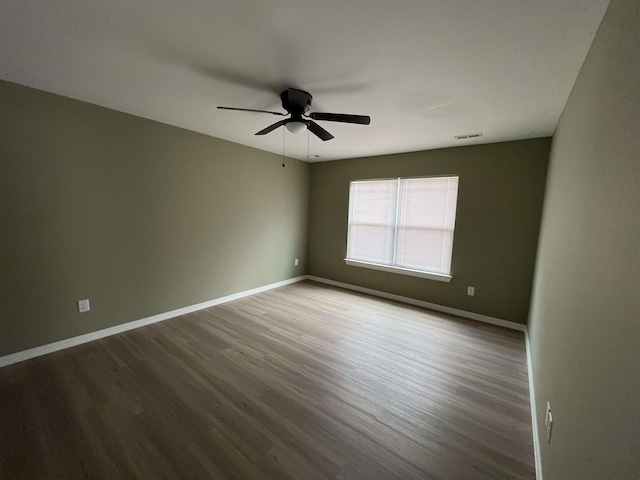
[[344, 259, 452, 283]]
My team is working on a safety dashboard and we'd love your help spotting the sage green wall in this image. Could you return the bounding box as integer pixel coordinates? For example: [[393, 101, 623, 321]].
[[528, 0, 639, 477], [0, 80, 308, 357], [308, 138, 550, 324]]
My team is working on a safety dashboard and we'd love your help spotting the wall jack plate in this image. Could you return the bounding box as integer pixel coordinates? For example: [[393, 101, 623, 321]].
[[545, 401, 553, 443], [78, 299, 90, 313]]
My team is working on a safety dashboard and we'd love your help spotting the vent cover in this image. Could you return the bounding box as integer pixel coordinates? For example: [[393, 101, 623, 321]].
[[455, 133, 484, 140]]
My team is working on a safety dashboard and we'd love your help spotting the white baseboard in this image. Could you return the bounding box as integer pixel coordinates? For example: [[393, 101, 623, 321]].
[[0, 275, 307, 369], [305, 275, 526, 332], [525, 328, 543, 479]]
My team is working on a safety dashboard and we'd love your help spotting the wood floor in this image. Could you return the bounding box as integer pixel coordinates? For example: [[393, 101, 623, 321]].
[[0, 281, 535, 479]]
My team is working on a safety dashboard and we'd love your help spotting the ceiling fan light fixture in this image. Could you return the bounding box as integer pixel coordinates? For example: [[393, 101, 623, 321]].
[[285, 121, 307, 134]]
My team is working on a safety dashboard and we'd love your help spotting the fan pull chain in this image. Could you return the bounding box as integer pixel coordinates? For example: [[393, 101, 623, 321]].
[[307, 129, 310, 164], [282, 127, 286, 168]]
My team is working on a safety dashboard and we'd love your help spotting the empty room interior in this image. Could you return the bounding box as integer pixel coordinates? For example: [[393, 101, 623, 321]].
[[0, 1, 638, 479]]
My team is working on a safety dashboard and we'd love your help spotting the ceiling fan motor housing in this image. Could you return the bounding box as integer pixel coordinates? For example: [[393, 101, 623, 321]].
[[281, 88, 313, 119]]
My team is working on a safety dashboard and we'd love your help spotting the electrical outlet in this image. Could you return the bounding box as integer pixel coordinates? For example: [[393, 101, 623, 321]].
[[78, 299, 90, 313], [467, 286, 475, 296], [294, 258, 299, 266], [545, 402, 553, 443]]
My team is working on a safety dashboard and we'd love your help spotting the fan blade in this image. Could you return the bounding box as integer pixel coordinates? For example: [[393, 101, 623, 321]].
[[309, 112, 371, 125], [255, 120, 288, 136], [307, 120, 334, 141], [218, 106, 286, 116]]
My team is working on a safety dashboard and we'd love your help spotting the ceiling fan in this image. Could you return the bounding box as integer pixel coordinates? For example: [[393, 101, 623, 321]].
[[217, 88, 371, 141]]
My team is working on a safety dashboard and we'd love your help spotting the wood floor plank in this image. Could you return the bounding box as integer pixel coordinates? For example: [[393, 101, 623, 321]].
[[0, 280, 535, 479]]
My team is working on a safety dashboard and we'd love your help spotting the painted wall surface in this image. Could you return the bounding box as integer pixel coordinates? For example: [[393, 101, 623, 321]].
[[528, 0, 640, 477], [308, 138, 550, 324], [0, 80, 309, 357]]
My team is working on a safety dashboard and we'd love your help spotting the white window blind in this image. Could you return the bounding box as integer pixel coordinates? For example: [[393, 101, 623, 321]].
[[347, 176, 459, 277], [347, 179, 398, 265]]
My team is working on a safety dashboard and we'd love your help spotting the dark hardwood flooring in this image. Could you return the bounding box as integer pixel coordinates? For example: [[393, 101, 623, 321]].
[[0, 280, 534, 479]]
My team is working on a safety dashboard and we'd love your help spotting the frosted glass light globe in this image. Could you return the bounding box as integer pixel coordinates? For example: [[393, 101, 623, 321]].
[[285, 121, 307, 134]]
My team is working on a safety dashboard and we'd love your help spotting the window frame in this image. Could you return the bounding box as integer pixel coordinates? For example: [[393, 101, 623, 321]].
[[344, 175, 459, 283]]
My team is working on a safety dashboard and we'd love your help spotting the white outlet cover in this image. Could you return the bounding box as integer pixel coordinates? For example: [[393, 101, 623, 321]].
[[467, 286, 475, 296], [545, 402, 553, 443], [295, 258, 299, 266], [78, 299, 90, 313], [545, 402, 551, 426]]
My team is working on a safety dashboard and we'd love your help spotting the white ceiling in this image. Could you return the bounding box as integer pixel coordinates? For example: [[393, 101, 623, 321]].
[[0, 1, 609, 162]]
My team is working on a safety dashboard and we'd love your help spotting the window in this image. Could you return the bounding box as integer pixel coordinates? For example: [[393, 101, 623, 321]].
[[345, 176, 459, 282]]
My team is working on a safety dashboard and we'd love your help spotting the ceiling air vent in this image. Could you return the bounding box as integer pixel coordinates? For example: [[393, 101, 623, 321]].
[[455, 133, 484, 140]]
